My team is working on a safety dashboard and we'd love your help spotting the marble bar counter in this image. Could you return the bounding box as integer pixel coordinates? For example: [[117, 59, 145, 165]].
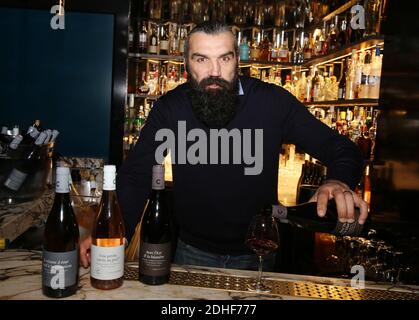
[[1, 250, 418, 300], [0, 189, 54, 243]]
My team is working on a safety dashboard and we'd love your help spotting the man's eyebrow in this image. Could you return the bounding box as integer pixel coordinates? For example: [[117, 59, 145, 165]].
[[191, 51, 235, 59], [191, 53, 209, 59], [219, 51, 235, 58]]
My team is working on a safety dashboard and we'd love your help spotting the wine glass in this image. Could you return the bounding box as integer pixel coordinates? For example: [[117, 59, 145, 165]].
[[245, 213, 279, 293]]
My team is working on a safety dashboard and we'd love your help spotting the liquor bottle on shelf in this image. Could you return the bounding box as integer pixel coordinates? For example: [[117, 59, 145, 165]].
[[138, 71, 150, 95], [169, 26, 180, 56], [338, 61, 347, 100], [42, 167, 79, 298], [303, 34, 313, 61], [239, 37, 250, 61], [178, 26, 187, 56], [158, 65, 168, 95], [259, 33, 271, 61], [272, 200, 371, 237], [159, 24, 169, 55], [90, 165, 125, 290], [139, 165, 172, 285], [311, 70, 321, 102], [138, 21, 148, 54], [283, 75, 294, 95], [358, 50, 371, 99], [278, 31, 289, 62], [328, 16, 339, 51], [148, 25, 158, 54], [337, 15, 348, 48], [363, 164, 372, 209], [356, 124, 373, 160], [369, 45, 382, 99]]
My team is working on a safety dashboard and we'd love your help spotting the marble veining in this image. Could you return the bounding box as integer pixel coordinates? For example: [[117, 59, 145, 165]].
[[1, 250, 418, 300], [0, 189, 54, 242]]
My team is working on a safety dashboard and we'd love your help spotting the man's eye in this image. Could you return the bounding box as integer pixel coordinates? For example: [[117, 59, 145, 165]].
[[196, 57, 206, 63], [222, 56, 231, 62]]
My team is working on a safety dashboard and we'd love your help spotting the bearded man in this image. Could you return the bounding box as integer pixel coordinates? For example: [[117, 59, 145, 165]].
[[80, 22, 367, 272]]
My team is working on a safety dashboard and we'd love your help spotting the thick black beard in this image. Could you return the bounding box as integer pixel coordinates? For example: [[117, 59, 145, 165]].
[[186, 73, 239, 129]]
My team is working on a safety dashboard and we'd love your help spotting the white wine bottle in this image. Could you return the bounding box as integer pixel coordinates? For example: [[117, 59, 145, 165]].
[[139, 165, 172, 285], [42, 166, 79, 298], [91, 165, 125, 290]]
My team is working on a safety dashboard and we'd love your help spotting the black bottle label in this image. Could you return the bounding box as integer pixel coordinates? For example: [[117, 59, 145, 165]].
[[139, 242, 171, 277], [42, 250, 78, 289]]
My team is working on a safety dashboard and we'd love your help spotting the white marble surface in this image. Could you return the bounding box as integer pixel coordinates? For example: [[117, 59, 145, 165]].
[[0, 189, 54, 242], [1, 250, 418, 300]]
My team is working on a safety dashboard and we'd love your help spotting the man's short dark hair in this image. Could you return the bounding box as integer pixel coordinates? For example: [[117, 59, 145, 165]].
[[183, 22, 239, 60]]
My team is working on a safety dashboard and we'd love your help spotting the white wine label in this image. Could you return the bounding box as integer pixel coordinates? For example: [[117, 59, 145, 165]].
[[160, 40, 169, 51], [139, 242, 171, 277], [42, 249, 78, 289], [91, 244, 125, 280], [4, 169, 27, 191], [55, 168, 70, 193], [149, 45, 157, 54], [103, 167, 116, 190]]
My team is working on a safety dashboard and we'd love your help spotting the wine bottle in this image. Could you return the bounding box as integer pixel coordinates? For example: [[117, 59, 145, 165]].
[[91, 165, 125, 290], [139, 164, 172, 285], [42, 167, 79, 298], [3, 131, 48, 192], [272, 200, 371, 237]]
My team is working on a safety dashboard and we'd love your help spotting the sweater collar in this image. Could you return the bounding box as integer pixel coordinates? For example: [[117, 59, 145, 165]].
[[238, 79, 244, 95]]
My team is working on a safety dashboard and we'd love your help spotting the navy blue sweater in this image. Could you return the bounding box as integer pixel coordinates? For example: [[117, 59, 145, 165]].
[[116, 76, 363, 255]]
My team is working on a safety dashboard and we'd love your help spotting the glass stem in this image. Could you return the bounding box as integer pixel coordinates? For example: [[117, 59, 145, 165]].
[[257, 255, 263, 289]]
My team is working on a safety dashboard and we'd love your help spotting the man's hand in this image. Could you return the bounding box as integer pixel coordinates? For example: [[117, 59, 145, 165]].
[[309, 179, 368, 224], [79, 236, 92, 268]]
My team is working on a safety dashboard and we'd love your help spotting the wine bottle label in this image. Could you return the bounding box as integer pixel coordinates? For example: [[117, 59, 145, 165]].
[[55, 168, 70, 193], [9, 135, 23, 150], [149, 45, 157, 54], [91, 244, 125, 280], [139, 242, 171, 277], [272, 204, 288, 221], [152, 165, 165, 190], [4, 169, 27, 191], [160, 40, 169, 51], [103, 167, 116, 191], [42, 249, 78, 289]]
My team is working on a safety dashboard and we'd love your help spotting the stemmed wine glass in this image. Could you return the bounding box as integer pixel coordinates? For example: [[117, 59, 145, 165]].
[[245, 210, 279, 293]]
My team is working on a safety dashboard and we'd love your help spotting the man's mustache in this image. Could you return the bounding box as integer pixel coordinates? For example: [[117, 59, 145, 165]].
[[198, 76, 231, 91]]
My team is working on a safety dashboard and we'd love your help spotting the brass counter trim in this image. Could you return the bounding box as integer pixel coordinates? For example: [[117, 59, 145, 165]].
[[124, 265, 419, 300]]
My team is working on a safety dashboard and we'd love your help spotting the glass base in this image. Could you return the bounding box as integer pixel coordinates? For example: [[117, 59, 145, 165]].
[[246, 280, 271, 293]]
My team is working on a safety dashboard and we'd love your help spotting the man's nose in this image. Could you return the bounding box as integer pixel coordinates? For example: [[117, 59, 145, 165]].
[[208, 60, 221, 77]]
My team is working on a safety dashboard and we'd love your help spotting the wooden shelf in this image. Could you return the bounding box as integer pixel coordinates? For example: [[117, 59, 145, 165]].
[[129, 53, 184, 62], [322, 0, 357, 22], [134, 94, 161, 99], [302, 35, 385, 67], [305, 99, 379, 107], [239, 60, 294, 68], [129, 36, 384, 70]]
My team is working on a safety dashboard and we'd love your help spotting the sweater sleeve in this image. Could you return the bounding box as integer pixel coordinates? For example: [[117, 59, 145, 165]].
[[116, 99, 171, 241], [280, 91, 363, 190]]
